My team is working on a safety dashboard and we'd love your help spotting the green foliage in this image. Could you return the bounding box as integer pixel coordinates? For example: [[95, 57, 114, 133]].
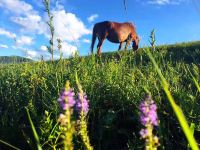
[[149, 29, 156, 51], [0, 41, 200, 149], [146, 48, 199, 150], [26, 107, 42, 150], [43, 0, 55, 61], [39, 111, 61, 149]]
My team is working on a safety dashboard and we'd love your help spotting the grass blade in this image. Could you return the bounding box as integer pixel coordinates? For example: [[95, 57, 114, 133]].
[[188, 123, 196, 149], [0, 139, 21, 150], [25, 107, 42, 150], [186, 66, 200, 93]]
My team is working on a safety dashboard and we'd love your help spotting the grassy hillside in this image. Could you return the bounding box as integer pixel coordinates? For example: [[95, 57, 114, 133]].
[[101, 40, 200, 63], [0, 41, 200, 150], [0, 56, 32, 64]]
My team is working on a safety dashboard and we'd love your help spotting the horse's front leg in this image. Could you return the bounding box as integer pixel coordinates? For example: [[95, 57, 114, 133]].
[[118, 42, 124, 51], [125, 39, 131, 50]]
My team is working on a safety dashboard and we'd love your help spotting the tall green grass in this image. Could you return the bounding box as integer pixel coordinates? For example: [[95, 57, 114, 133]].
[[0, 42, 200, 149], [146, 48, 199, 150]]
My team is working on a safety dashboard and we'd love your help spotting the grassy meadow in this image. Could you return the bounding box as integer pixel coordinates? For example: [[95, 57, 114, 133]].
[[0, 41, 200, 150]]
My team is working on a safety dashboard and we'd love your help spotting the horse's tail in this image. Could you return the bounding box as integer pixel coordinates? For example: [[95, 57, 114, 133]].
[[90, 25, 97, 54]]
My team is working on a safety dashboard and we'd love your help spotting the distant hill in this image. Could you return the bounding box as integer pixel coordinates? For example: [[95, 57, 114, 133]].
[[0, 56, 33, 64]]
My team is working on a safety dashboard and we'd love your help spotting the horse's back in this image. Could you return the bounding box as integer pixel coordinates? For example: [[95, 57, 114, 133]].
[[93, 21, 112, 36], [95, 21, 110, 25], [94, 21, 112, 29], [94, 21, 134, 30]]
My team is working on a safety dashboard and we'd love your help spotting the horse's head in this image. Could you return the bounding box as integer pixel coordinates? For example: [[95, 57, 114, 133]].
[[132, 35, 139, 51], [129, 23, 139, 51]]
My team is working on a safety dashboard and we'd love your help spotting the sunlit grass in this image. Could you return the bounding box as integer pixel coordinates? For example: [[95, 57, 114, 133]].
[[0, 42, 200, 149]]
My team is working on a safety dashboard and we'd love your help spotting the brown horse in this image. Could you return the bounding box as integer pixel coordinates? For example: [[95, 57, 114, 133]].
[[91, 21, 139, 56]]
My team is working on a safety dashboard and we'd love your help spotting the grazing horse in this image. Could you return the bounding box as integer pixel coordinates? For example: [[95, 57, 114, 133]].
[[91, 21, 139, 56]]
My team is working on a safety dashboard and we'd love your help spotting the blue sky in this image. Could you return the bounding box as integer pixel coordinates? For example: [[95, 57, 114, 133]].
[[0, 0, 200, 60]]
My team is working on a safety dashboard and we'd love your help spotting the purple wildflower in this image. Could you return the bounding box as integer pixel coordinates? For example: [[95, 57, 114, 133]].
[[139, 129, 148, 138], [139, 94, 160, 149], [76, 92, 89, 115], [139, 95, 158, 126], [58, 89, 75, 110]]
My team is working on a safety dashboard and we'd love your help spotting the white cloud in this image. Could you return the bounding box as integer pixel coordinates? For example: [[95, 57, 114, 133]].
[[16, 35, 34, 46], [12, 15, 47, 34], [15, 46, 44, 60], [11, 45, 17, 49], [0, 28, 16, 39], [19, 47, 39, 59], [0, 1, 91, 59], [25, 50, 38, 59], [40, 45, 48, 51], [0, 0, 47, 34], [87, 14, 99, 22], [55, 0, 65, 10], [148, 0, 169, 5], [147, 0, 185, 5], [23, 42, 77, 60], [39, 42, 77, 59], [0, 44, 8, 49], [82, 39, 90, 43], [48, 10, 90, 57], [17, 8, 91, 59], [0, 0, 33, 15], [61, 42, 77, 56], [52, 10, 91, 42]]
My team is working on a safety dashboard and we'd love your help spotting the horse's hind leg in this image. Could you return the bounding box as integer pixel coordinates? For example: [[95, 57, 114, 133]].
[[97, 37, 106, 57], [118, 42, 124, 51]]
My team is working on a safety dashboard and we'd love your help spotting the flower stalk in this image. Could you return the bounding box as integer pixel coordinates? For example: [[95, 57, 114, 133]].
[[139, 94, 159, 150], [75, 72, 93, 150], [58, 81, 75, 150]]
